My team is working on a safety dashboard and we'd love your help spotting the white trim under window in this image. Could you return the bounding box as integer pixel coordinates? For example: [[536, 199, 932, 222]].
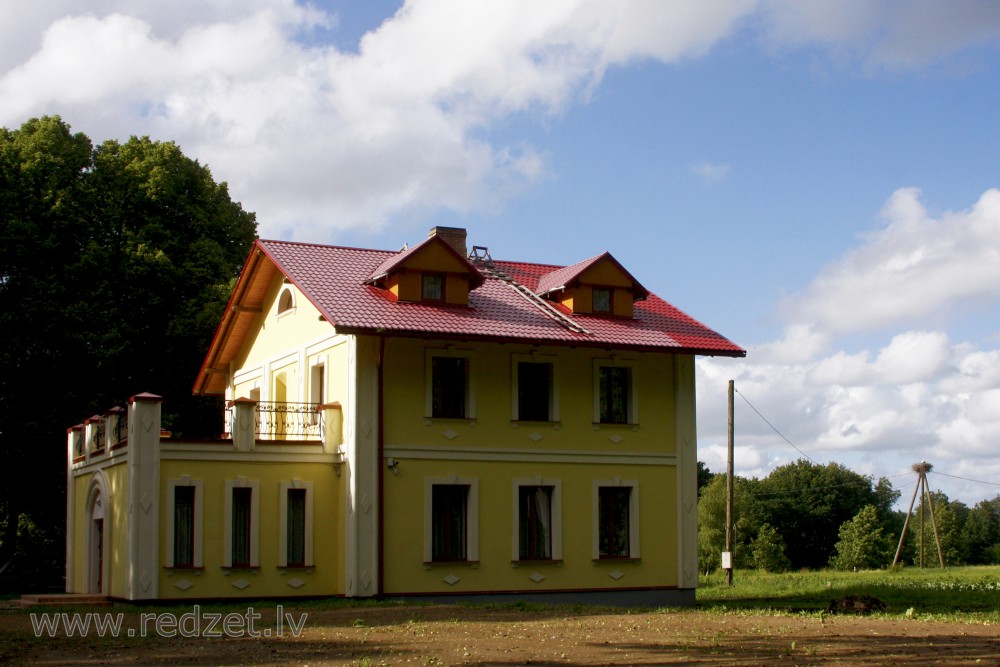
[[166, 477, 203, 568], [593, 359, 638, 425], [425, 349, 475, 419], [511, 354, 559, 422], [279, 480, 314, 567], [511, 478, 562, 561], [424, 475, 479, 563], [591, 478, 640, 560], [224, 478, 260, 568]]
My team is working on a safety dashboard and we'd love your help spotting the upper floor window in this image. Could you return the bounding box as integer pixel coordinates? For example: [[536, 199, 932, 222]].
[[422, 274, 445, 302], [426, 351, 474, 419], [594, 360, 636, 425], [514, 360, 555, 422], [277, 287, 294, 314]]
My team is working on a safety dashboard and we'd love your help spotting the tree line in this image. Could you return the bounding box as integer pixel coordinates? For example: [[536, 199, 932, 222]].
[[0, 117, 257, 589], [698, 459, 1000, 573]]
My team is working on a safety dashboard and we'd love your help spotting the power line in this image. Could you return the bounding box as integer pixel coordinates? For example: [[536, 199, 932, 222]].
[[734, 387, 819, 465], [931, 471, 1000, 488]]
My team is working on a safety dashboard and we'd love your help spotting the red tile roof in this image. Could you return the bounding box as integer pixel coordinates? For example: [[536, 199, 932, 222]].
[[256, 239, 744, 357], [535, 252, 650, 300], [366, 235, 485, 288]]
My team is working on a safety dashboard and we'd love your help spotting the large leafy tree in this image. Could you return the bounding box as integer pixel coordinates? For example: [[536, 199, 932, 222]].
[[0, 117, 256, 586], [746, 460, 898, 570]]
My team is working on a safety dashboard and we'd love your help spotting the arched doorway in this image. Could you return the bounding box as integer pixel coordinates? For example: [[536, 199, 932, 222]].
[[85, 472, 111, 595]]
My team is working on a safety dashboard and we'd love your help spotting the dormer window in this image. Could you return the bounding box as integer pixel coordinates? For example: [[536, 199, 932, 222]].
[[535, 252, 649, 318], [422, 274, 445, 302], [592, 288, 612, 314], [365, 227, 485, 306]]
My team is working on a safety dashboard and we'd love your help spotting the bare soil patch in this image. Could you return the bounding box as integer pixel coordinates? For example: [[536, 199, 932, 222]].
[[2, 603, 998, 666]]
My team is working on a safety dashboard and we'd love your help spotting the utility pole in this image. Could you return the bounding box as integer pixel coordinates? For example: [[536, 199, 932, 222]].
[[892, 461, 945, 569], [725, 379, 735, 586]]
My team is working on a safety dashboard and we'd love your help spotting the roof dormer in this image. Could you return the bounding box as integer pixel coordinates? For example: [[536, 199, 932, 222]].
[[366, 227, 485, 306], [535, 252, 649, 318]]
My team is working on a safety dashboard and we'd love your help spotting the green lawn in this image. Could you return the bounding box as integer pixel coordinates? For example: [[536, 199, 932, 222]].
[[697, 565, 1000, 621]]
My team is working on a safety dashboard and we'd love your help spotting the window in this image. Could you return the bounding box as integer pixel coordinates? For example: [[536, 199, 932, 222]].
[[279, 481, 314, 567], [232, 488, 252, 566], [592, 287, 612, 314], [595, 361, 636, 424], [309, 363, 325, 426], [174, 486, 195, 567], [593, 480, 640, 560], [515, 361, 554, 422], [166, 478, 203, 568], [424, 476, 479, 563], [224, 479, 260, 568], [432, 485, 467, 561], [277, 287, 294, 314], [513, 480, 562, 561], [287, 489, 306, 566], [426, 352, 473, 419], [422, 274, 444, 301]]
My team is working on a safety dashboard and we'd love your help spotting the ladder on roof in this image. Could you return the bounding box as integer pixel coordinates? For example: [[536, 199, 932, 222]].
[[469, 246, 590, 335]]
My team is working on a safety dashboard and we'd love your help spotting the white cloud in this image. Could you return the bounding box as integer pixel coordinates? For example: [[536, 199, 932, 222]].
[[698, 189, 1000, 505], [6, 1, 998, 240], [690, 160, 731, 184], [759, 0, 1000, 68], [780, 188, 1000, 336]]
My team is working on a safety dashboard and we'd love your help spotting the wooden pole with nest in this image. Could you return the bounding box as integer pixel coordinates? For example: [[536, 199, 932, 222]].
[[892, 461, 945, 568]]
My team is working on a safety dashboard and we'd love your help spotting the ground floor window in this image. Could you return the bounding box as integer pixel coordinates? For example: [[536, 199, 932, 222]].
[[424, 477, 478, 563], [593, 480, 640, 559], [279, 481, 314, 567]]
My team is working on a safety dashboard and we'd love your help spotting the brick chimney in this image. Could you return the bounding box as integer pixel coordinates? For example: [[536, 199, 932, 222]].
[[428, 226, 468, 257]]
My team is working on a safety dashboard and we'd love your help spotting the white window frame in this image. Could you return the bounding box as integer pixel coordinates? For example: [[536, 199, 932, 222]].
[[592, 478, 640, 560], [423, 475, 479, 563], [279, 480, 314, 567], [511, 354, 559, 422], [593, 359, 638, 425], [425, 349, 475, 419], [224, 477, 260, 568], [511, 478, 563, 561], [165, 477, 203, 568]]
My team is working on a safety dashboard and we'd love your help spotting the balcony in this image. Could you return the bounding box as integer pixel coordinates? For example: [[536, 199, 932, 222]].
[[68, 394, 343, 467]]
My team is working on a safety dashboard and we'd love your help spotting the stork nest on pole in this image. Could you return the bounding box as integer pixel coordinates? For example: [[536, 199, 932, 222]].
[[912, 461, 933, 474]]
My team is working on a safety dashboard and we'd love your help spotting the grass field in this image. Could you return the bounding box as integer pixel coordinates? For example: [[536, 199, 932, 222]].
[[697, 565, 1000, 621]]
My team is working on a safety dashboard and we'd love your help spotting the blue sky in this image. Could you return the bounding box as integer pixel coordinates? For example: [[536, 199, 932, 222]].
[[3, 1, 1000, 506]]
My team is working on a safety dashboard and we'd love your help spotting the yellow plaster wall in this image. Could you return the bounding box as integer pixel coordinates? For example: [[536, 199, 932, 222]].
[[381, 338, 677, 454], [381, 459, 677, 594], [237, 278, 334, 376], [105, 462, 129, 598], [444, 274, 469, 305], [69, 461, 129, 597], [579, 260, 633, 287], [157, 459, 342, 599], [405, 242, 469, 273], [71, 472, 92, 592]]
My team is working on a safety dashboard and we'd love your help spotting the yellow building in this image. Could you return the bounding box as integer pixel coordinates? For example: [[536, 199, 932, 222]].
[[66, 227, 744, 605]]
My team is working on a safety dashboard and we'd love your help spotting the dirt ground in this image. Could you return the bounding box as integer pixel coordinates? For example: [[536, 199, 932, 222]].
[[2, 603, 998, 666]]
